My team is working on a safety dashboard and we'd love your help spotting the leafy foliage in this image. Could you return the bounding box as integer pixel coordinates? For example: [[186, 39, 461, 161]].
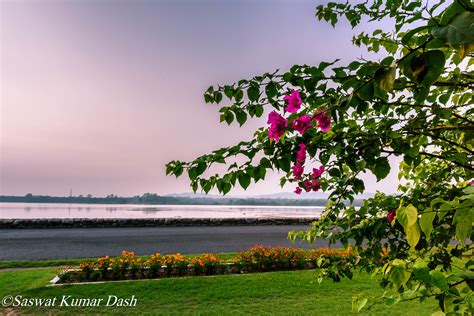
[[168, 0, 474, 313]]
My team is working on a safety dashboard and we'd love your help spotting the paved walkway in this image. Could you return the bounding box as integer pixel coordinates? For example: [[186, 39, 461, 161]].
[[0, 225, 339, 261]]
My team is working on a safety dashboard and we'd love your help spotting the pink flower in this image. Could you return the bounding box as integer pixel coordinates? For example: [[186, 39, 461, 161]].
[[291, 163, 304, 180], [267, 111, 287, 141], [303, 179, 321, 192], [294, 187, 302, 195], [311, 180, 321, 192], [469, 180, 474, 185], [387, 209, 396, 223], [283, 90, 302, 113], [313, 110, 331, 133], [311, 165, 325, 179], [292, 115, 312, 135], [296, 143, 307, 162]]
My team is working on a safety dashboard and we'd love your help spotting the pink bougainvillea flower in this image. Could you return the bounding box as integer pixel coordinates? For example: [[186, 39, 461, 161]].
[[313, 109, 331, 133], [303, 180, 313, 192], [302, 179, 321, 192], [294, 187, 302, 195], [311, 180, 321, 192], [387, 209, 396, 223], [296, 143, 307, 162], [283, 90, 302, 113], [292, 115, 312, 135], [267, 111, 287, 141], [311, 165, 325, 179], [291, 163, 304, 180]]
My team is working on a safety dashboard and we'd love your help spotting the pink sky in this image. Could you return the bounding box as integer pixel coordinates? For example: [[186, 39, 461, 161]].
[[0, 0, 399, 196]]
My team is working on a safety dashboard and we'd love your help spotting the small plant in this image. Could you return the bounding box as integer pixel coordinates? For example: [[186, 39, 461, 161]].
[[146, 253, 163, 278], [97, 255, 111, 279], [129, 257, 142, 278], [79, 261, 95, 279], [201, 253, 219, 275]]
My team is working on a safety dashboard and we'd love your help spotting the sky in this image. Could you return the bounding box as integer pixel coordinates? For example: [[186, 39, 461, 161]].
[[0, 0, 400, 197]]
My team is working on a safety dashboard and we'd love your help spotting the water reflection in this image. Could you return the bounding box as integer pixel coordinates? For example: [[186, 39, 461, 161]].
[[0, 202, 323, 219]]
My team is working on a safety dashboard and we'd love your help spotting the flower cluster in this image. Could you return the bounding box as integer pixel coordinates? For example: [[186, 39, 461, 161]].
[[79, 261, 95, 277], [190, 253, 219, 275], [234, 245, 353, 272], [293, 163, 325, 194], [110, 251, 141, 278], [267, 90, 332, 142], [267, 90, 332, 195], [72, 246, 354, 283]]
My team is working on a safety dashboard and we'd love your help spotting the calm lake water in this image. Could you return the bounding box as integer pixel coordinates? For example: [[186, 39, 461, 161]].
[[0, 203, 324, 219]]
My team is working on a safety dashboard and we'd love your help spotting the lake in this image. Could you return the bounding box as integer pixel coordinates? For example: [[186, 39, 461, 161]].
[[0, 203, 324, 219]]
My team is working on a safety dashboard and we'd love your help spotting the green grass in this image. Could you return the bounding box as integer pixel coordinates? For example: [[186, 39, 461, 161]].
[[0, 253, 237, 270], [0, 268, 438, 315]]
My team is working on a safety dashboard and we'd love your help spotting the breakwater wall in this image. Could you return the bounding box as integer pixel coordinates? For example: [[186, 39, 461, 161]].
[[0, 217, 318, 229]]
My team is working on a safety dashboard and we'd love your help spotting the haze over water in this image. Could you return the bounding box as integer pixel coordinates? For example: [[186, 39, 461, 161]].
[[0, 203, 324, 219]]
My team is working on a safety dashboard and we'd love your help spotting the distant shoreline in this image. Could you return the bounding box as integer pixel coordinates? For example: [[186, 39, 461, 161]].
[[0, 195, 363, 207]]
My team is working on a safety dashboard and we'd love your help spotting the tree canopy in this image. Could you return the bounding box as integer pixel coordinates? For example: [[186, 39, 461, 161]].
[[167, 0, 473, 313]]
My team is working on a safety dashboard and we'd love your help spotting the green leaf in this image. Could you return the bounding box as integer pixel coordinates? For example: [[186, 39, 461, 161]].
[[412, 258, 431, 284], [277, 157, 291, 173], [188, 167, 197, 180], [224, 85, 234, 99], [201, 179, 212, 194], [260, 157, 272, 169], [374, 65, 396, 93], [174, 164, 183, 177], [165, 164, 173, 176], [214, 91, 223, 104], [372, 157, 390, 181], [397, 204, 421, 248], [247, 86, 260, 102], [238, 173, 251, 190], [401, 25, 430, 45], [389, 259, 411, 289], [235, 89, 244, 102], [453, 206, 473, 245], [225, 111, 234, 125], [439, 1, 467, 25], [265, 82, 278, 99], [236, 110, 247, 126], [255, 104, 264, 117], [355, 82, 374, 101], [438, 201, 454, 220], [405, 222, 421, 249], [397, 204, 418, 229], [409, 52, 428, 83], [420, 50, 446, 88], [383, 295, 399, 306], [351, 296, 368, 313], [196, 162, 207, 177], [430, 271, 449, 292], [222, 182, 232, 195], [431, 11, 474, 45], [459, 42, 474, 59], [420, 208, 436, 239], [204, 93, 213, 103]]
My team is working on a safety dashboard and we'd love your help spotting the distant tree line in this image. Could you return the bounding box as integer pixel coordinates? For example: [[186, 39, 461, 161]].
[[0, 193, 363, 207]]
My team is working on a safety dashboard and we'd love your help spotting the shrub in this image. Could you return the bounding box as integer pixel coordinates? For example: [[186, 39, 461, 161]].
[[145, 253, 163, 278]]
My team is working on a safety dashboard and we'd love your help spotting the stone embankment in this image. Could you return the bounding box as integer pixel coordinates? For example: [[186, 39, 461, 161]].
[[0, 218, 318, 229]]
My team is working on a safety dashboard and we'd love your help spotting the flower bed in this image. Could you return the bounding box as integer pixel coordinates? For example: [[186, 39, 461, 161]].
[[54, 245, 356, 284]]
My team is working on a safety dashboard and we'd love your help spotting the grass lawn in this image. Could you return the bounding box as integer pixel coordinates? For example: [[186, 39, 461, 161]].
[[0, 267, 438, 315]]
